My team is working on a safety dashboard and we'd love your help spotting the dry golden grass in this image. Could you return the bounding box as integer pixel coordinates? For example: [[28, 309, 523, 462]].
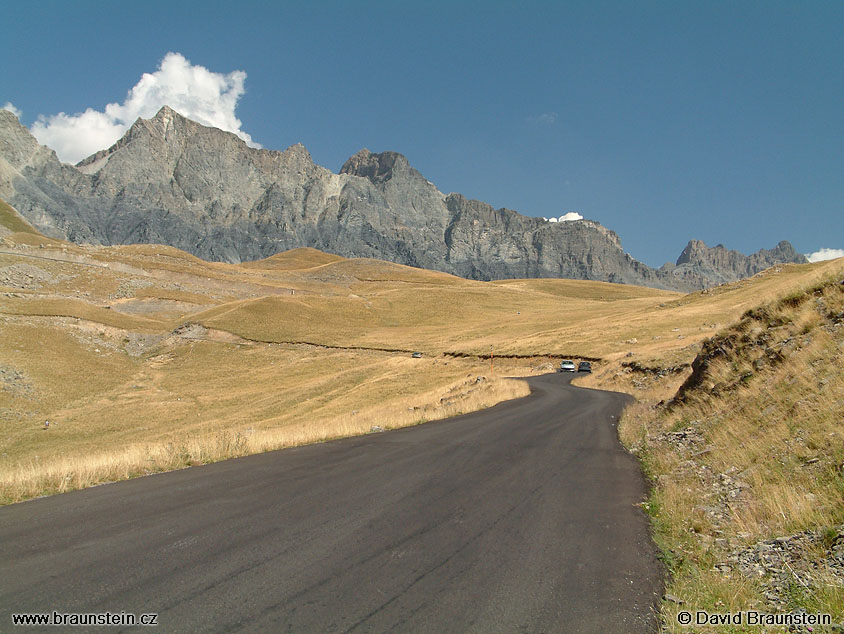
[[0, 319, 140, 454], [240, 246, 348, 270], [202, 259, 844, 360], [0, 296, 167, 330], [6, 220, 839, 360], [2, 205, 842, 529], [4, 199, 844, 630], [0, 340, 528, 503], [0, 199, 40, 235], [1, 278, 535, 502], [595, 264, 844, 630]]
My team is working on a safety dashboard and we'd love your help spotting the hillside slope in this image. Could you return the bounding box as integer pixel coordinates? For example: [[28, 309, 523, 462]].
[[2, 212, 837, 507], [0, 198, 40, 236], [609, 263, 844, 630]]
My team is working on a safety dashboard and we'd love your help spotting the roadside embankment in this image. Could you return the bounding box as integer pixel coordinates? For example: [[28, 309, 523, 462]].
[[579, 266, 844, 632]]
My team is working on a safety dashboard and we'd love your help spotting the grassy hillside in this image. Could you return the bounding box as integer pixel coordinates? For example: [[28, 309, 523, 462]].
[[3, 196, 842, 627], [239, 246, 347, 270], [1, 214, 841, 517], [195, 259, 840, 361], [0, 198, 40, 235], [1, 237, 542, 503], [588, 262, 844, 630]]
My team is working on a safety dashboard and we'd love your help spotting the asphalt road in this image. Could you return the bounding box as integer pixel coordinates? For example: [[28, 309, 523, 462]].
[[0, 372, 663, 633]]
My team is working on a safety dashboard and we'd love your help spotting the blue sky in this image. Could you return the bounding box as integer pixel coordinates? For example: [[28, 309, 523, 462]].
[[3, 1, 842, 266]]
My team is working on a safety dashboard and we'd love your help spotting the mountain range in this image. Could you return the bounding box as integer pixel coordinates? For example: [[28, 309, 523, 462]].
[[0, 106, 806, 290]]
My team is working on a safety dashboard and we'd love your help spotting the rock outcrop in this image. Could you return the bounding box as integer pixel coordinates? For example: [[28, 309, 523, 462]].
[[661, 239, 808, 288], [0, 107, 804, 289]]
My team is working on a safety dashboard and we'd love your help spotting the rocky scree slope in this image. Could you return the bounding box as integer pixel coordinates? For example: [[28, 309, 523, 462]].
[[0, 107, 802, 288]]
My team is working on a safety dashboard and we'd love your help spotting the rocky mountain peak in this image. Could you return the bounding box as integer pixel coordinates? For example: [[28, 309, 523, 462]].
[[76, 106, 198, 170], [768, 240, 804, 261], [0, 109, 24, 130], [340, 149, 411, 184], [676, 239, 712, 265], [281, 142, 313, 163], [134, 106, 205, 143], [0, 109, 43, 169], [0, 108, 808, 290], [152, 104, 179, 122], [676, 239, 806, 269], [665, 239, 808, 288]]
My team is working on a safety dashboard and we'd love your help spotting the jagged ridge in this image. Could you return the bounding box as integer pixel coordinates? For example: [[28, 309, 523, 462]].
[[662, 239, 807, 287], [0, 107, 804, 289]]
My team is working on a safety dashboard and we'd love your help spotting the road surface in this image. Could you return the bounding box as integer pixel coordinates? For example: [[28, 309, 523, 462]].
[[0, 372, 662, 633]]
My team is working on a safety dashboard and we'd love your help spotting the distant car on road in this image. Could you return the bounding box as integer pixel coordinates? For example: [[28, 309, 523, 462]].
[[559, 360, 576, 372], [412, 352, 422, 358], [578, 361, 592, 373]]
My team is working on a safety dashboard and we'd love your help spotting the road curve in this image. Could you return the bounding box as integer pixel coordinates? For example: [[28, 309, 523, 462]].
[[0, 373, 662, 633]]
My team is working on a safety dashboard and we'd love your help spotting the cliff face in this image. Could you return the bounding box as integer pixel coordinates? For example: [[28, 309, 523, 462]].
[[0, 107, 803, 289], [661, 239, 808, 287]]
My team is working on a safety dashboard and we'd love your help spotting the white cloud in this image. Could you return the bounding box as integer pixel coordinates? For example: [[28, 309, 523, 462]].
[[30, 52, 260, 164], [806, 248, 844, 263], [527, 112, 558, 126], [2, 102, 22, 118], [545, 211, 583, 223]]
